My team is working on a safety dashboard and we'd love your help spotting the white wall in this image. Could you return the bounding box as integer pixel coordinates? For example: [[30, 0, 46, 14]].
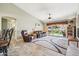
[[0, 3, 44, 38], [76, 4, 79, 40]]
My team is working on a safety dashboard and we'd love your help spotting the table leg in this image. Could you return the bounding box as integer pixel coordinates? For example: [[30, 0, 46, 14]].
[[77, 41, 78, 48]]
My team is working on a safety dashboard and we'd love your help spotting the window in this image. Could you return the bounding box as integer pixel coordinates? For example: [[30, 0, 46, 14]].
[[48, 25, 66, 36]]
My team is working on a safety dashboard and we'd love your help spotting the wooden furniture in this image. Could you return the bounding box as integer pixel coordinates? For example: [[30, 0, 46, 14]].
[[67, 19, 78, 47], [67, 25, 74, 37], [67, 20, 76, 38], [67, 20, 77, 47], [21, 30, 32, 42], [68, 35, 79, 47], [0, 28, 14, 56], [0, 40, 8, 47]]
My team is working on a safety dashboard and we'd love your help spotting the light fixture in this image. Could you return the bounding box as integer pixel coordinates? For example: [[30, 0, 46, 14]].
[[48, 13, 52, 19]]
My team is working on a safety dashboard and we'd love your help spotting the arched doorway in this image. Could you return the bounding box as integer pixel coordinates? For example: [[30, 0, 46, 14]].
[[1, 16, 16, 39]]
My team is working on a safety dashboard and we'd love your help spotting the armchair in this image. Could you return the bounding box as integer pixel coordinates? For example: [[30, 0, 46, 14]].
[[21, 30, 32, 42]]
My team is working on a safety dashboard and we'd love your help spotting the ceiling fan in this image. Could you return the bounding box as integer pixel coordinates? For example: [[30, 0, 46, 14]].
[[48, 13, 53, 22], [48, 13, 52, 19]]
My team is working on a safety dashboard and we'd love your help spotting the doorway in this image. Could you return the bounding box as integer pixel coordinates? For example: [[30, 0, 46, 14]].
[[1, 16, 16, 39], [48, 24, 67, 37]]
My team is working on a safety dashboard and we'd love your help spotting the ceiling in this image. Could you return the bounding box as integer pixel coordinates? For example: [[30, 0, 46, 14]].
[[14, 3, 79, 23]]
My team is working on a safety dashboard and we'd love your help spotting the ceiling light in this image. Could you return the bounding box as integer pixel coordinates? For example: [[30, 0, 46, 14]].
[[48, 13, 52, 19]]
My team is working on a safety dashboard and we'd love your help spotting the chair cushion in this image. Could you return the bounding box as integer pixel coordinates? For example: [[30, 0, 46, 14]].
[[0, 40, 8, 47]]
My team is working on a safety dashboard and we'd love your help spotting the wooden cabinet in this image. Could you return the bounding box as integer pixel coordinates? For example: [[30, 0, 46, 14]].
[[67, 25, 74, 36], [76, 15, 79, 39], [67, 20, 76, 38]]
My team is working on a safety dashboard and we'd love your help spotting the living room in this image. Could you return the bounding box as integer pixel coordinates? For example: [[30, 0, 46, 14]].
[[0, 3, 79, 56]]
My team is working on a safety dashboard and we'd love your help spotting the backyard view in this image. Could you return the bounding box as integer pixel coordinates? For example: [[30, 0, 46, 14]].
[[48, 25, 66, 36]]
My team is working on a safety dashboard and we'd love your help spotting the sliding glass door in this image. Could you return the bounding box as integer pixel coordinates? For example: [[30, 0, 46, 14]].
[[48, 24, 67, 37]]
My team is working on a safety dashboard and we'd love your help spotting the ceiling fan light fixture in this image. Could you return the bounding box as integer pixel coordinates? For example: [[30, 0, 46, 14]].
[[48, 16, 51, 19], [48, 13, 52, 19]]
